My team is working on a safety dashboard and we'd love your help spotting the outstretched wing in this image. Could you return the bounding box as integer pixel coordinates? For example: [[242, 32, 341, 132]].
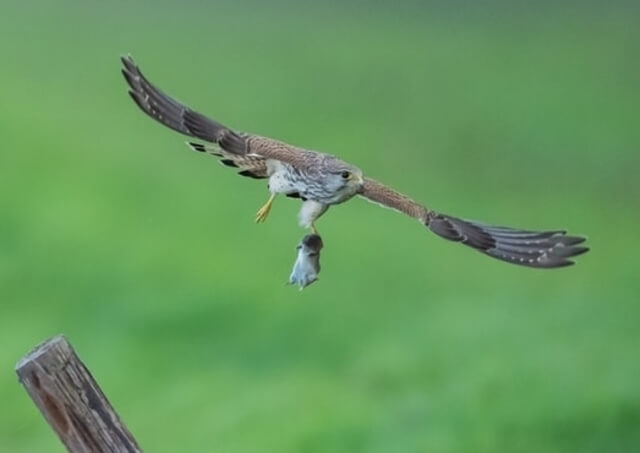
[[121, 55, 247, 154], [360, 178, 589, 268], [121, 55, 312, 170]]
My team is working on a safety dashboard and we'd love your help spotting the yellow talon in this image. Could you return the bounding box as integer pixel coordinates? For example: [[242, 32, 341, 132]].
[[255, 194, 276, 223], [311, 223, 319, 235]]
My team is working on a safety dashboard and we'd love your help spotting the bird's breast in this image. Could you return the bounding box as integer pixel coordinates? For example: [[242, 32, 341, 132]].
[[266, 161, 300, 194], [267, 160, 354, 205]]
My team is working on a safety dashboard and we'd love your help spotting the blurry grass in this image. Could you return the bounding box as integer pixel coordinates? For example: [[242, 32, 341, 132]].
[[1, 1, 640, 452]]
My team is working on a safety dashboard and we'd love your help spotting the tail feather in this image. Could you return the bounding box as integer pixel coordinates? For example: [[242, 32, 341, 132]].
[[426, 212, 589, 268]]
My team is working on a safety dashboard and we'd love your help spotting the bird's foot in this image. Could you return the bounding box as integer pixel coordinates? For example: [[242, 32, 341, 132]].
[[310, 223, 319, 235], [255, 195, 276, 223]]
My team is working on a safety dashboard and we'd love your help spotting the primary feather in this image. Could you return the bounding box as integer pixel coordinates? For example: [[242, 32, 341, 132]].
[[360, 178, 588, 268]]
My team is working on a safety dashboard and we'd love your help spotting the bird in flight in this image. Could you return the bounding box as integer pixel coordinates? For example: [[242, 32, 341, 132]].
[[121, 56, 588, 268]]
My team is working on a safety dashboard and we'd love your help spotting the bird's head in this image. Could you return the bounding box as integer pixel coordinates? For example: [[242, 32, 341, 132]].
[[326, 163, 364, 199]]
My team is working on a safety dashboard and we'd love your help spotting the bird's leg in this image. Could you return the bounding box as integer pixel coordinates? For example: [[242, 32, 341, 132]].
[[255, 193, 277, 223], [298, 201, 328, 234]]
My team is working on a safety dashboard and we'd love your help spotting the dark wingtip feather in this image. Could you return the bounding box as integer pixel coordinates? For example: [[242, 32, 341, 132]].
[[220, 159, 238, 168], [120, 54, 138, 74], [185, 142, 223, 157], [127, 90, 147, 111], [120, 55, 246, 150], [121, 68, 137, 88], [562, 245, 589, 258], [238, 169, 266, 179], [428, 216, 463, 242], [187, 142, 206, 152], [558, 236, 587, 246], [426, 212, 589, 269]]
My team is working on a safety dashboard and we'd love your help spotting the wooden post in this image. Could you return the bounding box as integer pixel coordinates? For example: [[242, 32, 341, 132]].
[[15, 335, 142, 453]]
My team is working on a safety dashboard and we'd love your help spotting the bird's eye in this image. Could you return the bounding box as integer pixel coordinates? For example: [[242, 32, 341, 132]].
[[341, 171, 351, 180]]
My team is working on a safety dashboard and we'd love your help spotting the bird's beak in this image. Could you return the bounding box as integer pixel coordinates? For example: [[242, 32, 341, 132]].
[[357, 175, 364, 185]]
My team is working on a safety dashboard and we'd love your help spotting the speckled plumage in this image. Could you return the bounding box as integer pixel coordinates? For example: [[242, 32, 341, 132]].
[[121, 55, 590, 269]]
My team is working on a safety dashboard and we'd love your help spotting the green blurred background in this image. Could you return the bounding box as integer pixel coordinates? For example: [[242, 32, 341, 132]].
[[1, 1, 639, 452]]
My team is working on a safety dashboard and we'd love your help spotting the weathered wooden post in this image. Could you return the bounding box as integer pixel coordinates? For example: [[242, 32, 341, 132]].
[[15, 335, 142, 453]]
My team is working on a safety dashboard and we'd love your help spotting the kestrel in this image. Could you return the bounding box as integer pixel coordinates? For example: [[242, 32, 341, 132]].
[[121, 56, 589, 268]]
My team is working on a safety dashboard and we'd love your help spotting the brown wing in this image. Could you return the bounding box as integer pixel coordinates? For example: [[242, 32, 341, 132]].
[[360, 178, 589, 268], [121, 55, 311, 169]]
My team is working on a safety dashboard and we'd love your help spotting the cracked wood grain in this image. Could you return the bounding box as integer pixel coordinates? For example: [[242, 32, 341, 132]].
[[16, 335, 142, 453]]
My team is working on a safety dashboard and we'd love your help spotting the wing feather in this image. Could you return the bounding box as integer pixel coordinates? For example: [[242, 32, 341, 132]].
[[121, 55, 312, 168], [121, 56, 246, 154], [186, 142, 268, 179], [360, 178, 588, 268]]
